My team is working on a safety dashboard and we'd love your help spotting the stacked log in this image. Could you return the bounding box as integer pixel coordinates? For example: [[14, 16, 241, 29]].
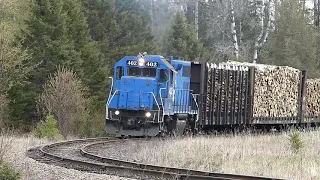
[[305, 79, 320, 117], [224, 61, 301, 118]]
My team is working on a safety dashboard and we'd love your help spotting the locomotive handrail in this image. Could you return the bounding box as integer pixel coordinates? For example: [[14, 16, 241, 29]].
[[107, 89, 129, 106], [191, 93, 199, 109], [107, 77, 114, 105], [159, 88, 167, 122], [159, 80, 169, 122]]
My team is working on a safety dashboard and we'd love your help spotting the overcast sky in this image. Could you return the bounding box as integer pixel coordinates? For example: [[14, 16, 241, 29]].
[[305, 0, 314, 9]]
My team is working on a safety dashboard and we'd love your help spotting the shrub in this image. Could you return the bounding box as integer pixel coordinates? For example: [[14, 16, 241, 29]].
[[39, 66, 90, 138], [35, 115, 64, 140], [0, 162, 20, 180], [288, 130, 303, 154]]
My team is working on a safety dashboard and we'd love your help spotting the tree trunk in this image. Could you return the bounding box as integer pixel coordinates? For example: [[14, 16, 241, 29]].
[[259, 0, 272, 48], [315, 0, 320, 27], [230, 0, 239, 59], [195, 0, 199, 39], [253, 0, 265, 63]]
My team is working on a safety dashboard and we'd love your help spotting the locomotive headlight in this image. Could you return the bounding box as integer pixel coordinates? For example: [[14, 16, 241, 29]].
[[145, 112, 151, 118], [115, 110, 120, 115], [138, 58, 145, 66]]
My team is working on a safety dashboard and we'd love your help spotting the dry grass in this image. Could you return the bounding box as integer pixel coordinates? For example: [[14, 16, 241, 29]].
[[0, 133, 133, 180], [132, 130, 320, 180]]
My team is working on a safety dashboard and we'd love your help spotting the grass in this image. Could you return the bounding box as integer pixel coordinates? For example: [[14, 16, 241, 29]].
[[2, 129, 320, 180], [131, 130, 320, 180]]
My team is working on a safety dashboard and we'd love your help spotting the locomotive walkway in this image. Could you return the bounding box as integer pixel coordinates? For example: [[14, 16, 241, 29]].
[[26, 137, 283, 180]]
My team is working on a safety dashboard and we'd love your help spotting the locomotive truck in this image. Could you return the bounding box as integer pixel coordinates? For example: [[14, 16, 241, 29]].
[[106, 53, 319, 137]]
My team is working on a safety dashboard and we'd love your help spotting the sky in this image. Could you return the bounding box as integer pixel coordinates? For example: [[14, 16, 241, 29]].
[[305, 0, 313, 9]]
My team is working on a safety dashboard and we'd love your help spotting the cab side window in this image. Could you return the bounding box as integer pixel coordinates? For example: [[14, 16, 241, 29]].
[[182, 66, 191, 77], [116, 66, 124, 80], [159, 69, 168, 83]]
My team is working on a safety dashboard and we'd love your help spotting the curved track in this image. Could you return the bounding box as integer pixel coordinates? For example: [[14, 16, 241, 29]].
[[27, 137, 283, 180]]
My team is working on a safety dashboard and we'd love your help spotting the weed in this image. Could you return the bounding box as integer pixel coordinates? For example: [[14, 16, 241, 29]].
[[0, 162, 20, 180], [288, 130, 303, 154]]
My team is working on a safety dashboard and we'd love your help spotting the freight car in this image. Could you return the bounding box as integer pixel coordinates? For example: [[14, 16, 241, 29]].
[[105, 53, 320, 137]]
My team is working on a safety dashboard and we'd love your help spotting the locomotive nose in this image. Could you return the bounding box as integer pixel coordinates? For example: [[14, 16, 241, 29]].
[[119, 77, 157, 110]]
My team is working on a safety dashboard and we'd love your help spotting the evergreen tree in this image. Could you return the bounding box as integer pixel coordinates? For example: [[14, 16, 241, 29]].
[[259, 0, 319, 77], [0, 0, 32, 129], [166, 12, 207, 61], [8, 0, 107, 128], [64, 0, 107, 107], [84, 0, 157, 66]]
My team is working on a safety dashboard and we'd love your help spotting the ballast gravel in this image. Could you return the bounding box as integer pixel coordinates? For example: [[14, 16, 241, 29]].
[[2, 134, 135, 180]]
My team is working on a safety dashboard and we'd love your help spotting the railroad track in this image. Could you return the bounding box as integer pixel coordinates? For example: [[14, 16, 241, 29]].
[[27, 137, 283, 180]]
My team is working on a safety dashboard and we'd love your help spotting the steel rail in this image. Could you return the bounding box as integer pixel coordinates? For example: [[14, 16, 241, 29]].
[[81, 140, 282, 180], [31, 137, 283, 180]]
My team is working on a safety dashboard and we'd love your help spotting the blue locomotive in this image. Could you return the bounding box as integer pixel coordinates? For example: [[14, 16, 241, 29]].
[[106, 53, 320, 137], [106, 53, 200, 136]]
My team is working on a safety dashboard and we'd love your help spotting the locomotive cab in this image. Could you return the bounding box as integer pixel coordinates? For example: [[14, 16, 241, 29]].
[[106, 53, 177, 136]]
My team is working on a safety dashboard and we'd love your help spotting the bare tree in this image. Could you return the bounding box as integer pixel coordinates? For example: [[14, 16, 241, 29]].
[[39, 66, 90, 137], [149, 0, 274, 62]]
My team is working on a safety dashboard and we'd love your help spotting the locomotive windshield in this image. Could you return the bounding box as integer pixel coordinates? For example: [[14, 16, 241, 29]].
[[128, 67, 140, 76], [142, 68, 156, 77], [127, 67, 156, 77]]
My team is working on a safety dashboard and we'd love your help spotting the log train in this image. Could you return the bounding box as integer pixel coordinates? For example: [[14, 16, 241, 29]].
[[105, 53, 320, 137]]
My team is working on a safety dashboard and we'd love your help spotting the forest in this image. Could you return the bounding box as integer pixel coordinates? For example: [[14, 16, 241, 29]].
[[0, 0, 320, 137]]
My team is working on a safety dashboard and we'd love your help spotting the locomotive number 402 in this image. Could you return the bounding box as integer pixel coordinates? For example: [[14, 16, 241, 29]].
[[145, 61, 158, 67], [126, 60, 138, 66], [126, 60, 158, 67]]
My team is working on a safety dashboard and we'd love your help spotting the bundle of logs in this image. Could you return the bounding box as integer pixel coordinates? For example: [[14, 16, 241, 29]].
[[223, 61, 301, 118], [305, 79, 320, 117], [253, 66, 300, 117], [206, 63, 248, 116]]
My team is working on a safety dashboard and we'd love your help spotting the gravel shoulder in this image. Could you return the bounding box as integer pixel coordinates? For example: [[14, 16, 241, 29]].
[[2, 134, 135, 180]]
